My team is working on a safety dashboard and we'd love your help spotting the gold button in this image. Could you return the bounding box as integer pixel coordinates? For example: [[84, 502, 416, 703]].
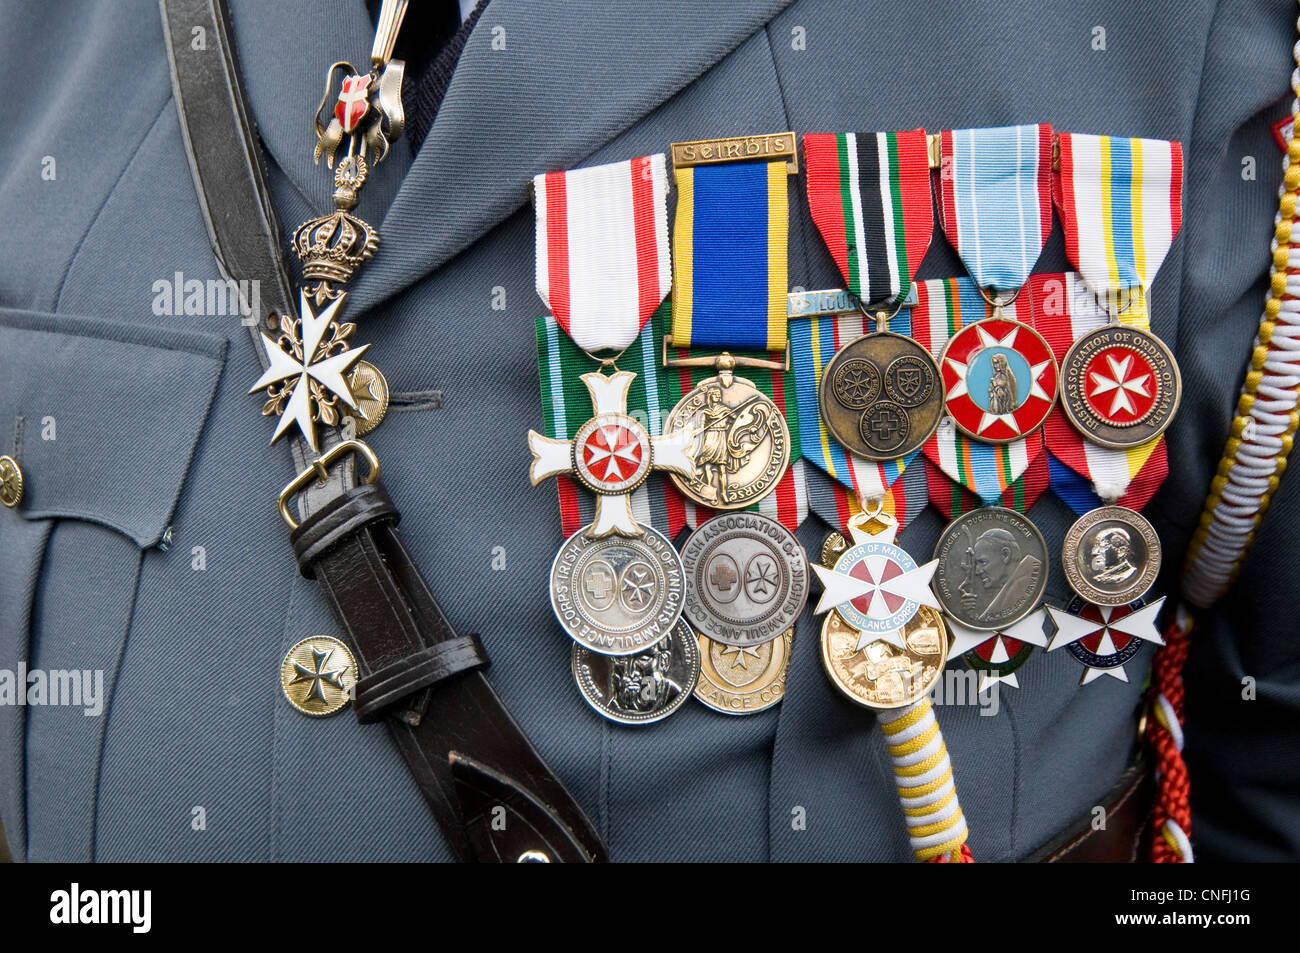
[[346, 360, 390, 436], [280, 635, 357, 717], [0, 455, 22, 508]]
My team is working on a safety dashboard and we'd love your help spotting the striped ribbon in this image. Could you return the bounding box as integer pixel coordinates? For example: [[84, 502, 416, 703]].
[[804, 457, 928, 534], [939, 124, 1054, 292], [1035, 271, 1167, 500], [661, 327, 806, 532], [534, 154, 671, 352], [923, 451, 1049, 521], [803, 130, 934, 309], [790, 308, 920, 498], [878, 697, 973, 863], [911, 277, 1046, 501], [665, 460, 809, 534], [536, 306, 686, 539], [1046, 447, 1169, 515], [1054, 132, 1184, 315], [538, 306, 810, 537], [671, 160, 789, 351]]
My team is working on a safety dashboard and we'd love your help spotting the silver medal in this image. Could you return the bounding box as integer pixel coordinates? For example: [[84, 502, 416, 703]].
[[680, 512, 809, 647], [933, 507, 1048, 632], [571, 619, 701, 725], [550, 522, 685, 655]]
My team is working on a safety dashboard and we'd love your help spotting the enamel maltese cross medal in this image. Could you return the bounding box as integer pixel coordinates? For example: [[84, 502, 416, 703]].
[[528, 370, 695, 538], [812, 507, 941, 652]]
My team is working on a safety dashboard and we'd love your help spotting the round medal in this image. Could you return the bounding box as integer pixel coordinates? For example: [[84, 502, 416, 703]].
[[819, 331, 943, 460], [694, 628, 792, 715], [1059, 324, 1181, 448], [820, 605, 948, 710], [550, 522, 685, 656], [1061, 505, 1160, 606], [570, 412, 653, 495], [933, 506, 1048, 631], [571, 619, 700, 725], [680, 512, 809, 647], [664, 361, 790, 509], [938, 317, 1059, 443]]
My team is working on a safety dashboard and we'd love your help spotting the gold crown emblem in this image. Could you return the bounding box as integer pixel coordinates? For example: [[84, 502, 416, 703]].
[[292, 208, 380, 286]]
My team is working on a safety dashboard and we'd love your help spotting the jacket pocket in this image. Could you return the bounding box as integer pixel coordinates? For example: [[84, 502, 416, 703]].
[[0, 306, 226, 860]]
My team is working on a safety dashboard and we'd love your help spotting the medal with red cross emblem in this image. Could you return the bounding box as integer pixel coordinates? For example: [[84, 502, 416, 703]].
[[529, 370, 696, 538], [1045, 595, 1166, 685], [812, 508, 941, 651], [1059, 324, 1181, 449], [938, 317, 1059, 443]]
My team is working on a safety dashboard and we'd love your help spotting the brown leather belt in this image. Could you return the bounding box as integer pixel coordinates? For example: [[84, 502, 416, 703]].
[[1027, 748, 1154, 863], [162, 0, 607, 863]]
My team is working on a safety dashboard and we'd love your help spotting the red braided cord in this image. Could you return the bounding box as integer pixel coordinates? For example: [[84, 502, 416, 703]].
[[924, 843, 975, 863], [1146, 615, 1192, 862]]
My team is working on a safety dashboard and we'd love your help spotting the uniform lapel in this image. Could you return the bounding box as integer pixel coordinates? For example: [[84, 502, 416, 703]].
[[348, 0, 800, 314]]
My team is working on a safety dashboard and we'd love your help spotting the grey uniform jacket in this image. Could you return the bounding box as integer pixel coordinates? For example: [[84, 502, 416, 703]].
[[1, 0, 1297, 862]]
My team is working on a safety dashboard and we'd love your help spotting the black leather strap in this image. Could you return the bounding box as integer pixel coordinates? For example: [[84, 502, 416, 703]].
[[162, 0, 607, 863], [353, 636, 489, 724]]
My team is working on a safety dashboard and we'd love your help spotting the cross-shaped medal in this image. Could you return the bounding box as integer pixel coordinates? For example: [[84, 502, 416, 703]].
[[813, 510, 941, 651], [528, 370, 696, 538]]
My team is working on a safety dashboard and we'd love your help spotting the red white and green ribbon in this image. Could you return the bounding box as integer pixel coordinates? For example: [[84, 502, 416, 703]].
[[790, 308, 921, 499], [535, 308, 685, 539], [803, 130, 934, 309], [923, 451, 1050, 521], [1054, 132, 1183, 315], [910, 277, 1047, 501], [538, 305, 809, 537], [938, 124, 1054, 293], [534, 153, 671, 352], [1035, 272, 1167, 500]]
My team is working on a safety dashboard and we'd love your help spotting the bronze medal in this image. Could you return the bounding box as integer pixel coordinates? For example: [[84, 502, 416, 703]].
[[664, 355, 790, 509], [1059, 324, 1181, 449], [819, 330, 943, 460]]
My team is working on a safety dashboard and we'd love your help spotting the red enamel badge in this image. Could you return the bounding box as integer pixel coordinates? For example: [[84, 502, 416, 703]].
[[939, 317, 1059, 443], [335, 74, 372, 134]]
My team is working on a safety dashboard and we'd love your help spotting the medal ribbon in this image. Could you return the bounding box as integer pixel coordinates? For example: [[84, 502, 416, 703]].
[[804, 458, 928, 534], [535, 306, 685, 539], [534, 154, 671, 352], [910, 277, 1047, 501], [923, 452, 1050, 521], [660, 331, 806, 532], [939, 124, 1054, 293], [538, 306, 810, 536], [1054, 132, 1183, 316], [803, 130, 934, 309], [671, 160, 789, 351], [1035, 272, 1168, 500], [790, 308, 921, 499], [1046, 445, 1169, 515]]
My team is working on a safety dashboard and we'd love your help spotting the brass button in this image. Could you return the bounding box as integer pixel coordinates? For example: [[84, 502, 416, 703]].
[[280, 636, 357, 717], [0, 455, 22, 508], [346, 360, 390, 436]]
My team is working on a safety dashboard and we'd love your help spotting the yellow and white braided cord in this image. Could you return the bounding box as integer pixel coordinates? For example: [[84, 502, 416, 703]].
[[878, 696, 971, 862], [1183, 8, 1300, 605]]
